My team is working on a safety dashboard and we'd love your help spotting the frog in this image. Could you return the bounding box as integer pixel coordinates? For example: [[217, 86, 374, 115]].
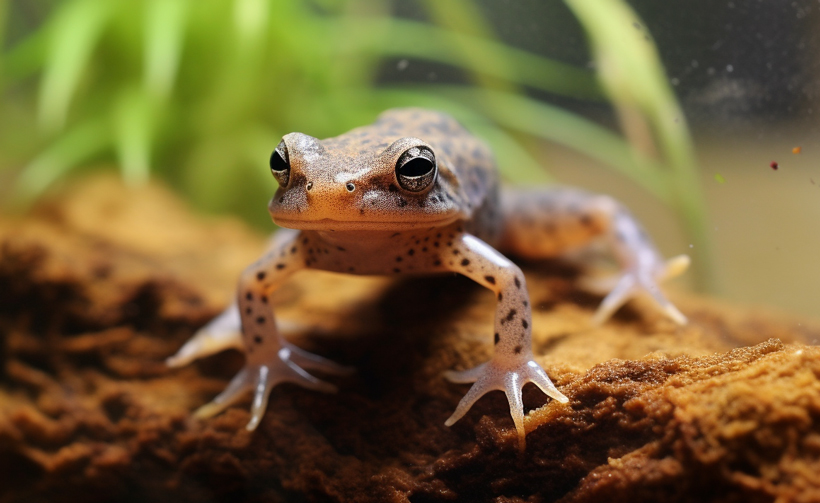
[[167, 108, 689, 449]]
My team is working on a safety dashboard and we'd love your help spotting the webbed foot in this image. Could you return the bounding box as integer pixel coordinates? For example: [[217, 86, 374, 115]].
[[194, 345, 353, 431], [444, 357, 568, 451], [585, 254, 690, 326]]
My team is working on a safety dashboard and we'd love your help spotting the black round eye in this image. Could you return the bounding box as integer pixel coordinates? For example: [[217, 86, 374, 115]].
[[269, 140, 290, 187], [396, 146, 436, 192]]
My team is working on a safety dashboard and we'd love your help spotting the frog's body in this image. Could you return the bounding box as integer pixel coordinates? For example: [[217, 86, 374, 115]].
[[168, 108, 688, 449]]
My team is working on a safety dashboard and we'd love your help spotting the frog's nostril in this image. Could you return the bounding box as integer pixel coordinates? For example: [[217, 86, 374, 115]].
[[306, 181, 313, 191], [345, 183, 355, 192]]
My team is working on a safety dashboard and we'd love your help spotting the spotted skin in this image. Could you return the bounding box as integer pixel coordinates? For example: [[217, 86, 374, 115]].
[[168, 108, 688, 450]]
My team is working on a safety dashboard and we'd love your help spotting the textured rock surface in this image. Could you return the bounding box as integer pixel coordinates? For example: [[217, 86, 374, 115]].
[[1, 176, 819, 503]]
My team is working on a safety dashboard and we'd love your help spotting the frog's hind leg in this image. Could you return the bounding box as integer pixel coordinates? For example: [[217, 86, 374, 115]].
[[498, 187, 688, 325]]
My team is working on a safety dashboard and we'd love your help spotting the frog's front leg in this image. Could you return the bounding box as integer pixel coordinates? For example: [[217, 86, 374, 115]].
[[166, 229, 305, 368], [499, 188, 689, 326], [442, 233, 568, 450], [193, 230, 351, 431]]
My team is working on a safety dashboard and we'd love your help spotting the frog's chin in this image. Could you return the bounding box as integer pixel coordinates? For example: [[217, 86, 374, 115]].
[[272, 215, 459, 232]]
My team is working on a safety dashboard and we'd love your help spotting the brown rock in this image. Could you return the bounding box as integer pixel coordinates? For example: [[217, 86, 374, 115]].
[[1, 175, 818, 502]]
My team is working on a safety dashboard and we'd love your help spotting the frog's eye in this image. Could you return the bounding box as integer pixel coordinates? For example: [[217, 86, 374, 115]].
[[396, 146, 436, 192], [269, 140, 290, 187]]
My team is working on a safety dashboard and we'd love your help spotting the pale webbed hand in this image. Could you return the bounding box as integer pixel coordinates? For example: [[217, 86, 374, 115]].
[[584, 254, 690, 326]]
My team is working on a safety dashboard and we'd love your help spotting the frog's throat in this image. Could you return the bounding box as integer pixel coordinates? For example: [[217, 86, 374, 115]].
[[273, 215, 460, 232]]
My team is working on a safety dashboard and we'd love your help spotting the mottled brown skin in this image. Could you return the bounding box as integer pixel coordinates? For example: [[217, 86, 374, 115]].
[[168, 108, 688, 449]]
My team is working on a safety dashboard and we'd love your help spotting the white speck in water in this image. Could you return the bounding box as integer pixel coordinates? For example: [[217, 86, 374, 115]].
[[726, 64, 734, 72], [691, 59, 699, 68], [397, 59, 409, 71], [671, 77, 680, 86]]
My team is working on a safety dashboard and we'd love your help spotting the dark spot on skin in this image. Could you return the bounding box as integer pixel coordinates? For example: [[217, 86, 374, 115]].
[[434, 242, 439, 247], [424, 237, 429, 242], [494, 333, 500, 345], [415, 240, 421, 245], [257, 271, 266, 281], [391, 232, 400, 238], [254, 335, 263, 344], [261, 295, 268, 304], [389, 184, 399, 192], [302, 238, 308, 244], [452, 249, 459, 255], [522, 319, 529, 329], [393, 268, 401, 273], [422, 247, 428, 252], [398, 199, 407, 207], [256, 317, 265, 325], [436, 233, 442, 238], [514, 277, 521, 289], [418, 200, 426, 208], [337, 246, 346, 251], [514, 345, 522, 355], [523, 300, 528, 307], [408, 249, 415, 256], [505, 309, 517, 322], [348, 267, 355, 272], [461, 259, 470, 266], [245, 307, 252, 314], [485, 275, 496, 285], [360, 208, 365, 215], [580, 214, 592, 226], [290, 247, 297, 254], [447, 241, 453, 247], [279, 197, 284, 203], [433, 259, 441, 266], [276, 263, 285, 270], [498, 292, 503, 301], [308, 248, 314, 255], [246, 292, 253, 301]]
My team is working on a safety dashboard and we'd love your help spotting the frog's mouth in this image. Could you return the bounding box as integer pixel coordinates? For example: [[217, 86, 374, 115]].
[[273, 215, 460, 232]]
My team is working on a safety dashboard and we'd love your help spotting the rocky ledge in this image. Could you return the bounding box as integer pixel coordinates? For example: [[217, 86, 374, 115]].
[[1, 176, 818, 502]]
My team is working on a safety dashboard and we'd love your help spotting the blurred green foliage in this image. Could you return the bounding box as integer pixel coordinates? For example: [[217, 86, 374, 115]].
[[0, 0, 712, 286]]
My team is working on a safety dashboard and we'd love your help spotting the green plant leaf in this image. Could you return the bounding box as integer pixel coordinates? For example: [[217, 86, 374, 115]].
[[327, 17, 603, 101], [37, 0, 112, 133], [113, 87, 153, 186], [144, 0, 188, 100], [564, 0, 712, 289]]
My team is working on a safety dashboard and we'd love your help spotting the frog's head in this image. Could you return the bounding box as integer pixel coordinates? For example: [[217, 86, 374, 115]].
[[266, 130, 469, 232]]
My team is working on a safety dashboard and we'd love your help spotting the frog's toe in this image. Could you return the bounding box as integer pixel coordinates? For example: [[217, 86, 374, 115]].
[[443, 361, 487, 383], [194, 350, 338, 431], [167, 305, 243, 368], [281, 341, 355, 376], [591, 254, 689, 326], [445, 359, 567, 450]]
